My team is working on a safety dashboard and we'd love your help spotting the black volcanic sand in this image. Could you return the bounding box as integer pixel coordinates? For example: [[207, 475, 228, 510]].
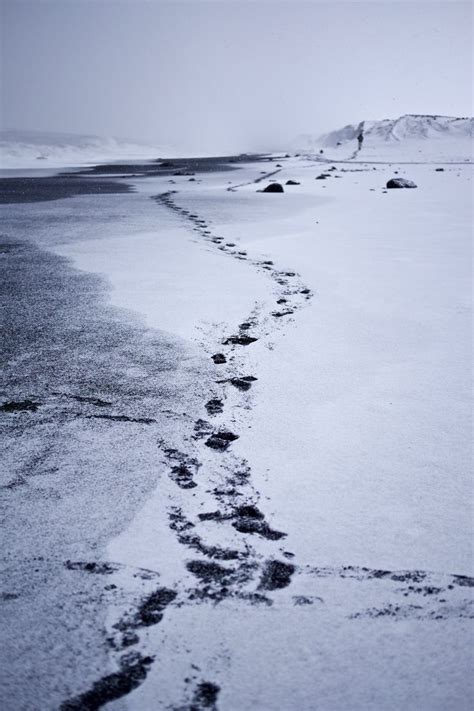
[[0, 154, 270, 204], [0, 176, 133, 204], [0, 233, 207, 709], [66, 154, 269, 177]]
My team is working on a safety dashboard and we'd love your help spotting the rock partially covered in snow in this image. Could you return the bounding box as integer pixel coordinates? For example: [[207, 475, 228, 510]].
[[386, 178, 418, 189], [262, 183, 284, 193]]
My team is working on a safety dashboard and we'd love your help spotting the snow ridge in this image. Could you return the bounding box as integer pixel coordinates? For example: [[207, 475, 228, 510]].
[[294, 114, 473, 162]]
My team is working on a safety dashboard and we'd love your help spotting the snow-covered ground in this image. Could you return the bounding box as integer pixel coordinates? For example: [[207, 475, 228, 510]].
[[1, 131, 472, 710], [295, 114, 473, 163]]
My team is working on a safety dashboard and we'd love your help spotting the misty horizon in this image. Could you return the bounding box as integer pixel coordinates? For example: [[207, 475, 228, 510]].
[[1, 0, 472, 153]]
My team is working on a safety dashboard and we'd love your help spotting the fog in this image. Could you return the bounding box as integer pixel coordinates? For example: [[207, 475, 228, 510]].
[[1, 0, 472, 153]]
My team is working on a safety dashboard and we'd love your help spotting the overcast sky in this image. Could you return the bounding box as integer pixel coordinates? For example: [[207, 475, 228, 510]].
[[1, 0, 472, 153]]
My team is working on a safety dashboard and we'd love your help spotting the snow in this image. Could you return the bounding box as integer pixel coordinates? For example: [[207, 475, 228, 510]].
[[294, 114, 473, 163], [2, 130, 472, 709], [220, 161, 473, 575], [47, 151, 473, 708]]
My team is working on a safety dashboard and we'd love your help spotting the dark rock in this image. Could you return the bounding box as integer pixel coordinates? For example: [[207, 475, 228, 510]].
[[386, 178, 417, 189], [262, 183, 284, 193], [212, 353, 227, 364], [316, 173, 330, 180], [259, 560, 295, 590], [435, 168, 445, 172], [286, 180, 300, 185]]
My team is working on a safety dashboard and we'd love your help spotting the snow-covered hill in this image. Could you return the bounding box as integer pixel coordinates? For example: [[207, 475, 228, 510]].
[[294, 115, 473, 162], [0, 129, 172, 169]]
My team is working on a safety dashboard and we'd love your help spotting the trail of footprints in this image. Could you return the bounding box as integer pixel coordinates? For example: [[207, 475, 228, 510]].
[[58, 189, 473, 709], [152, 188, 314, 597], [149, 189, 473, 618]]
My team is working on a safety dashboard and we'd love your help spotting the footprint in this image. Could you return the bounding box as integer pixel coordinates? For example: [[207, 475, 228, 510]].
[[205, 431, 239, 451], [205, 398, 224, 416], [223, 335, 258, 346], [258, 560, 295, 591], [229, 376, 257, 392]]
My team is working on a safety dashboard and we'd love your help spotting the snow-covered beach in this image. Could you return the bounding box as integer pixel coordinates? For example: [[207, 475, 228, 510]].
[[1, 116, 472, 710]]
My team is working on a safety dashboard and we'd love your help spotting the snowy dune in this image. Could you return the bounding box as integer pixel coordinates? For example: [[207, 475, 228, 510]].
[[295, 114, 473, 163], [1, 130, 473, 710]]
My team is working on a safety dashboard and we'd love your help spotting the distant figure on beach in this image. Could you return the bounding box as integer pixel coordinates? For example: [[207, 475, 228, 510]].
[[357, 132, 364, 150]]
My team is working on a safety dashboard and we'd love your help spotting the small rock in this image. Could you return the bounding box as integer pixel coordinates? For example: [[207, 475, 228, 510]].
[[262, 183, 284, 193], [286, 180, 300, 185], [386, 178, 417, 189], [212, 353, 227, 364]]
